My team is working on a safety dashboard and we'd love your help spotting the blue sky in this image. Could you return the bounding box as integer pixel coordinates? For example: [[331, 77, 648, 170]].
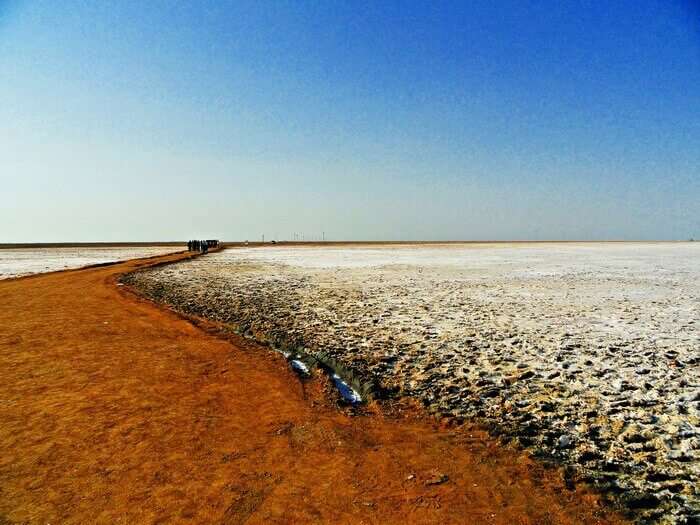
[[1, 0, 698, 241]]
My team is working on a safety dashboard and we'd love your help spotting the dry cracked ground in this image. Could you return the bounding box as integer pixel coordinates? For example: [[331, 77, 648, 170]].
[[124, 243, 700, 523]]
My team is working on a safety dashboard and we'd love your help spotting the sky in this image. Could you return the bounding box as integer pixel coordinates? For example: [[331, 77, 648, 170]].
[[1, 0, 699, 242]]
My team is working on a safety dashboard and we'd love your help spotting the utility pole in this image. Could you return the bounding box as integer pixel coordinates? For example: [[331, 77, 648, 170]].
[[262, 234, 265, 243]]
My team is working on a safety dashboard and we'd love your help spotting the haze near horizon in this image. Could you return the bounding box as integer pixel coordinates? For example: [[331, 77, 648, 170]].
[[1, 1, 699, 242]]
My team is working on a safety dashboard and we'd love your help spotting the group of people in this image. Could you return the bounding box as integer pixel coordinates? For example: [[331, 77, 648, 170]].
[[187, 239, 219, 253]]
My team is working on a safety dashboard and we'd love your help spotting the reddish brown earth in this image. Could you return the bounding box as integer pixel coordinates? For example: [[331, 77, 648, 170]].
[[0, 251, 627, 524]]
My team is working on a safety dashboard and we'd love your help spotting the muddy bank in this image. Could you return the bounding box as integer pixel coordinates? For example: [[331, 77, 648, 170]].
[[123, 243, 700, 523]]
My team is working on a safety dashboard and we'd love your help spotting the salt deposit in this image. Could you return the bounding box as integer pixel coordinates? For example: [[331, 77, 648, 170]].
[[0, 246, 180, 279], [124, 242, 700, 522]]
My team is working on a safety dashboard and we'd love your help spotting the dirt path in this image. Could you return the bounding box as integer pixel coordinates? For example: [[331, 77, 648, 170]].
[[0, 252, 625, 524]]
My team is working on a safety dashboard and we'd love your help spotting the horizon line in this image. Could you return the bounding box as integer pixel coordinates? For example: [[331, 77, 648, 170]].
[[1, 239, 697, 249]]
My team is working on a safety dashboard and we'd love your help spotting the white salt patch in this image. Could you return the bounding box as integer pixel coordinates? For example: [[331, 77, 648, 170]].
[[0, 247, 180, 279], [211, 243, 700, 278]]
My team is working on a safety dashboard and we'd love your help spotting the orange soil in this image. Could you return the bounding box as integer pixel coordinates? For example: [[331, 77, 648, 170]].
[[0, 252, 627, 524]]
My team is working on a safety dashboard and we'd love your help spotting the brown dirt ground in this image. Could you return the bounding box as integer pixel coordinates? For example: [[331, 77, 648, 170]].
[[0, 251, 628, 524]]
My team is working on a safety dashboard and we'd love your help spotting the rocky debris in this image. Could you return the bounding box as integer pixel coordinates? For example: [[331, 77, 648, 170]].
[[122, 244, 700, 523]]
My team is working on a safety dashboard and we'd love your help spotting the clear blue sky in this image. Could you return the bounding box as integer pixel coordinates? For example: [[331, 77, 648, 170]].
[[1, 0, 698, 241]]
